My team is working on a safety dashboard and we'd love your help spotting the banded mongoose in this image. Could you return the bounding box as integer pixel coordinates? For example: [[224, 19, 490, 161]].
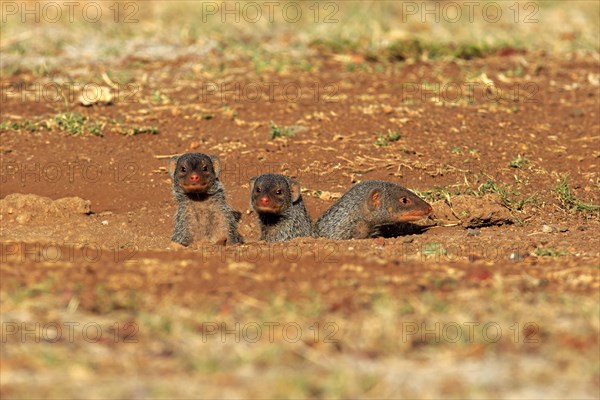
[[249, 174, 313, 242], [169, 152, 243, 246], [315, 180, 433, 240]]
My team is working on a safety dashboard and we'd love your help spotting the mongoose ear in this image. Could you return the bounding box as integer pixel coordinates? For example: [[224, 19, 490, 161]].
[[248, 176, 257, 189], [367, 188, 381, 210], [210, 155, 222, 177], [289, 179, 301, 203], [167, 156, 179, 179]]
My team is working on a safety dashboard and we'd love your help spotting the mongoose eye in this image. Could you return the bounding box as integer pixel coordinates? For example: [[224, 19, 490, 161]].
[[256, 187, 261, 193], [180, 166, 186, 173], [276, 189, 283, 195], [400, 197, 410, 204], [202, 165, 208, 172]]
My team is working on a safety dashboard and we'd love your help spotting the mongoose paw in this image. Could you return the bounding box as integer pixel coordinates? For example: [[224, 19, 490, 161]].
[[168, 241, 187, 250], [214, 237, 228, 246], [232, 211, 242, 222]]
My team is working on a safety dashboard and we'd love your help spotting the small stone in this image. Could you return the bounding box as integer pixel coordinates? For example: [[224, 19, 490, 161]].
[[101, 220, 109, 226], [467, 229, 481, 236], [16, 213, 31, 224], [319, 191, 332, 201], [403, 237, 415, 243], [541, 225, 555, 233], [557, 226, 569, 232], [510, 252, 524, 262], [570, 108, 585, 117], [577, 226, 587, 231]]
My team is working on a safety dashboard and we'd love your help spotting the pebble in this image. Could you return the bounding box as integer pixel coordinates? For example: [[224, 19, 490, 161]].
[[101, 220, 109, 226], [570, 108, 585, 117], [509, 252, 524, 261], [467, 229, 481, 236], [542, 224, 568, 233], [16, 213, 31, 224], [541, 224, 555, 233], [403, 237, 414, 243]]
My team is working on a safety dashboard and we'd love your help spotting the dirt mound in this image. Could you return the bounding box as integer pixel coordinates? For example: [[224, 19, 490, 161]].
[[431, 194, 514, 228], [0, 193, 91, 225]]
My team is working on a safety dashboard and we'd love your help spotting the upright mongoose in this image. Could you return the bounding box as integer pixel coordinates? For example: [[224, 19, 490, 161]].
[[315, 180, 433, 240], [249, 174, 313, 242], [169, 152, 243, 246]]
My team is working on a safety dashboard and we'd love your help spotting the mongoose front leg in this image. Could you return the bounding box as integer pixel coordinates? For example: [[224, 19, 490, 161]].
[[352, 219, 372, 239], [208, 210, 232, 245]]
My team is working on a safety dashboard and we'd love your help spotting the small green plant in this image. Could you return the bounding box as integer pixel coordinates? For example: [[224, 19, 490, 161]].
[[533, 247, 568, 257], [414, 187, 459, 203], [471, 178, 537, 212], [269, 121, 295, 139], [54, 112, 86, 135], [555, 175, 600, 216], [0, 121, 20, 131], [422, 242, 447, 257], [375, 135, 388, 147], [451, 146, 462, 154], [88, 121, 104, 137], [125, 126, 159, 136], [388, 129, 401, 141], [23, 120, 39, 133], [345, 63, 358, 72], [506, 64, 524, 77], [374, 129, 401, 147], [509, 154, 529, 168], [151, 90, 169, 104]]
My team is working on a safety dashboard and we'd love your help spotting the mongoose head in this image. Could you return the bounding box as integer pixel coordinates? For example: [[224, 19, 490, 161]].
[[168, 153, 221, 194], [249, 174, 301, 215], [365, 183, 433, 222]]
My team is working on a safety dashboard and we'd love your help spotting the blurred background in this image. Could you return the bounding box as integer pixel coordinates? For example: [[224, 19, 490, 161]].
[[1, 2, 599, 399], [1, 1, 599, 75]]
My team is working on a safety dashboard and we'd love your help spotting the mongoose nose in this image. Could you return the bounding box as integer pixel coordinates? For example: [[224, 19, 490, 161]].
[[189, 174, 200, 183], [260, 196, 270, 206]]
